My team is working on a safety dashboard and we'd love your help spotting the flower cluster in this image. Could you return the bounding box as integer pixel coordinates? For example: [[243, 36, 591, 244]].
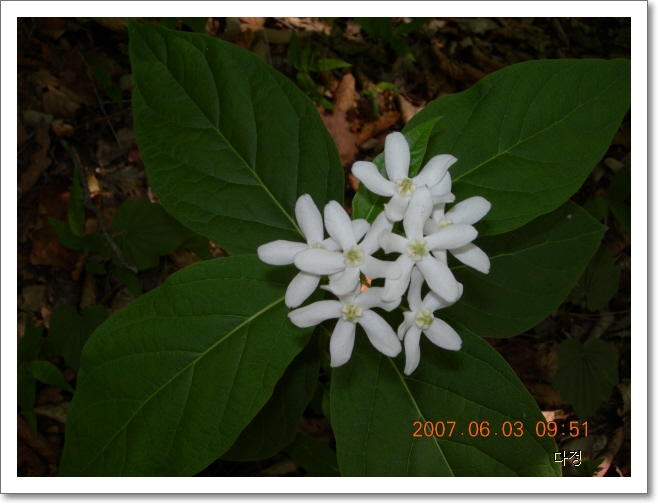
[[257, 132, 491, 374]]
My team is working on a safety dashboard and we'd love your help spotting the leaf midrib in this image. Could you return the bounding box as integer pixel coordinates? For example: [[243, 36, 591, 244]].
[[137, 28, 302, 238], [73, 294, 286, 476]]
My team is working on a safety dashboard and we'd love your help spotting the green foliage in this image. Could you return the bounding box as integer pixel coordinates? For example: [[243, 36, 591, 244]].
[[331, 324, 560, 476], [45, 305, 108, 371], [159, 17, 208, 34], [48, 217, 82, 250], [68, 171, 85, 237], [87, 55, 123, 108], [25, 360, 74, 393], [286, 433, 340, 477], [582, 165, 631, 234], [574, 457, 606, 476], [59, 256, 318, 476], [571, 245, 621, 311], [129, 21, 344, 254], [288, 31, 352, 110], [404, 58, 631, 236], [553, 338, 618, 420], [443, 202, 605, 338], [361, 81, 399, 117], [355, 18, 428, 62], [222, 333, 320, 461]]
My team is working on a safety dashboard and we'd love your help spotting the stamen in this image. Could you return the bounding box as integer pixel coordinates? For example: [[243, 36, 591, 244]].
[[415, 308, 434, 330], [395, 178, 417, 197], [406, 238, 429, 262], [343, 245, 365, 268], [340, 303, 363, 323]]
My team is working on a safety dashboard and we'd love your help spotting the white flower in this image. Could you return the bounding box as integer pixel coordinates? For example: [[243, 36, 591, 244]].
[[293, 203, 400, 296], [352, 132, 456, 222], [424, 196, 492, 274], [378, 187, 478, 303], [398, 269, 463, 375], [288, 287, 402, 367], [257, 194, 369, 308]]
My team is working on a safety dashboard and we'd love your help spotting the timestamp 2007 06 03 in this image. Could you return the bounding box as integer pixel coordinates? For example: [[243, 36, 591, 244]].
[[412, 420, 589, 438]]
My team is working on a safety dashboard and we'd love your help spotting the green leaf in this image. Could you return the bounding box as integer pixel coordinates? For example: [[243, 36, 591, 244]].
[[553, 338, 617, 420], [577, 245, 621, 312], [607, 165, 630, 203], [355, 18, 392, 44], [331, 325, 560, 476], [87, 56, 123, 108], [442, 201, 605, 338], [222, 332, 320, 461], [393, 17, 429, 37], [68, 172, 85, 237], [179, 18, 208, 34], [47, 305, 109, 371], [288, 31, 302, 70], [26, 360, 74, 393], [582, 197, 609, 221], [352, 117, 442, 223], [18, 314, 43, 363], [48, 218, 82, 251], [129, 21, 343, 254], [389, 37, 415, 62], [111, 264, 142, 297], [574, 457, 605, 477], [18, 362, 38, 432], [610, 201, 631, 234], [112, 198, 196, 271], [405, 59, 631, 236], [312, 58, 352, 72], [82, 232, 110, 254], [60, 255, 315, 476], [286, 433, 340, 477], [85, 260, 107, 276]]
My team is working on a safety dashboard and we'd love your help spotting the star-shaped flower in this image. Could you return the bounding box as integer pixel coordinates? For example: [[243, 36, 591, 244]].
[[378, 187, 477, 303], [424, 196, 492, 274], [398, 268, 463, 375], [352, 132, 456, 222], [293, 203, 400, 296], [257, 194, 368, 308], [288, 287, 401, 367]]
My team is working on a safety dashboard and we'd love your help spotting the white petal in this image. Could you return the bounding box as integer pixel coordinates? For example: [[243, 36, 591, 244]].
[[357, 286, 401, 312], [407, 267, 424, 311], [330, 319, 357, 367], [423, 217, 439, 236], [450, 243, 490, 274], [430, 172, 452, 196], [432, 249, 448, 265], [384, 194, 408, 222], [295, 194, 324, 244], [403, 326, 423, 375], [423, 282, 462, 311], [352, 161, 396, 196], [413, 154, 457, 190], [258, 240, 307, 265], [361, 256, 401, 281], [294, 248, 345, 275], [327, 267, 361, 296], [359, 212, 393, 255], [359, 310, 402, 357], [425, 224, 478, 251], [384, 132, 410, 182], [378, 230, 408, 254], [445, 196, 491, 225], [430, 205, 445, 223], [417, 255, 460, 303], [324, 201, 357, 249], [431, 192, 456, 205], [382, 256, 415, 302], [323, 237, 340, 252], [424, 318, 462, 351], [352, 218, 370, 242], [397, 312, 416, 340], [285, 271, 321, 308], [288, 300, 342, 328], [403, 187, 433, 239]]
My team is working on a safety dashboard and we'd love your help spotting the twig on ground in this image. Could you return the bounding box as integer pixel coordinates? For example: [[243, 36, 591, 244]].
[[59, 138, 138, 273]]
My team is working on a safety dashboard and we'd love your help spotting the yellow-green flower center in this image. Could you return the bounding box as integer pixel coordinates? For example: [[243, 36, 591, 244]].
[[395, 178, 416, 197], [406, 238, 429, 262], [415, 308, 434, 330], [343, 245, 365, 268], [437, 218, 453, 229], [341, 303, 363, 323], [308, 241, 325, 249]]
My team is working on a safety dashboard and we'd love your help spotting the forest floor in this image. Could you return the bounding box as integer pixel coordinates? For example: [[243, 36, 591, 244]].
[[17, 17, 631, 477]]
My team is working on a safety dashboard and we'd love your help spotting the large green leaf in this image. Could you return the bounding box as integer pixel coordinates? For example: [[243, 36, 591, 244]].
[[60, 255, 314, 476], [553, 338, 618, 420], [331, 325, 560, 477], [129, 21, 344, 255], [355, 59, 629, 235], [222, 331, 320, 461], [286, 432, 341, 477], [442, 201, 605, 338]]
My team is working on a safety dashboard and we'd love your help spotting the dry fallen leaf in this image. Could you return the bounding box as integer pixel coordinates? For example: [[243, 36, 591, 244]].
[[18, 119, 52, 198], [321, 73, 359, 167]]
